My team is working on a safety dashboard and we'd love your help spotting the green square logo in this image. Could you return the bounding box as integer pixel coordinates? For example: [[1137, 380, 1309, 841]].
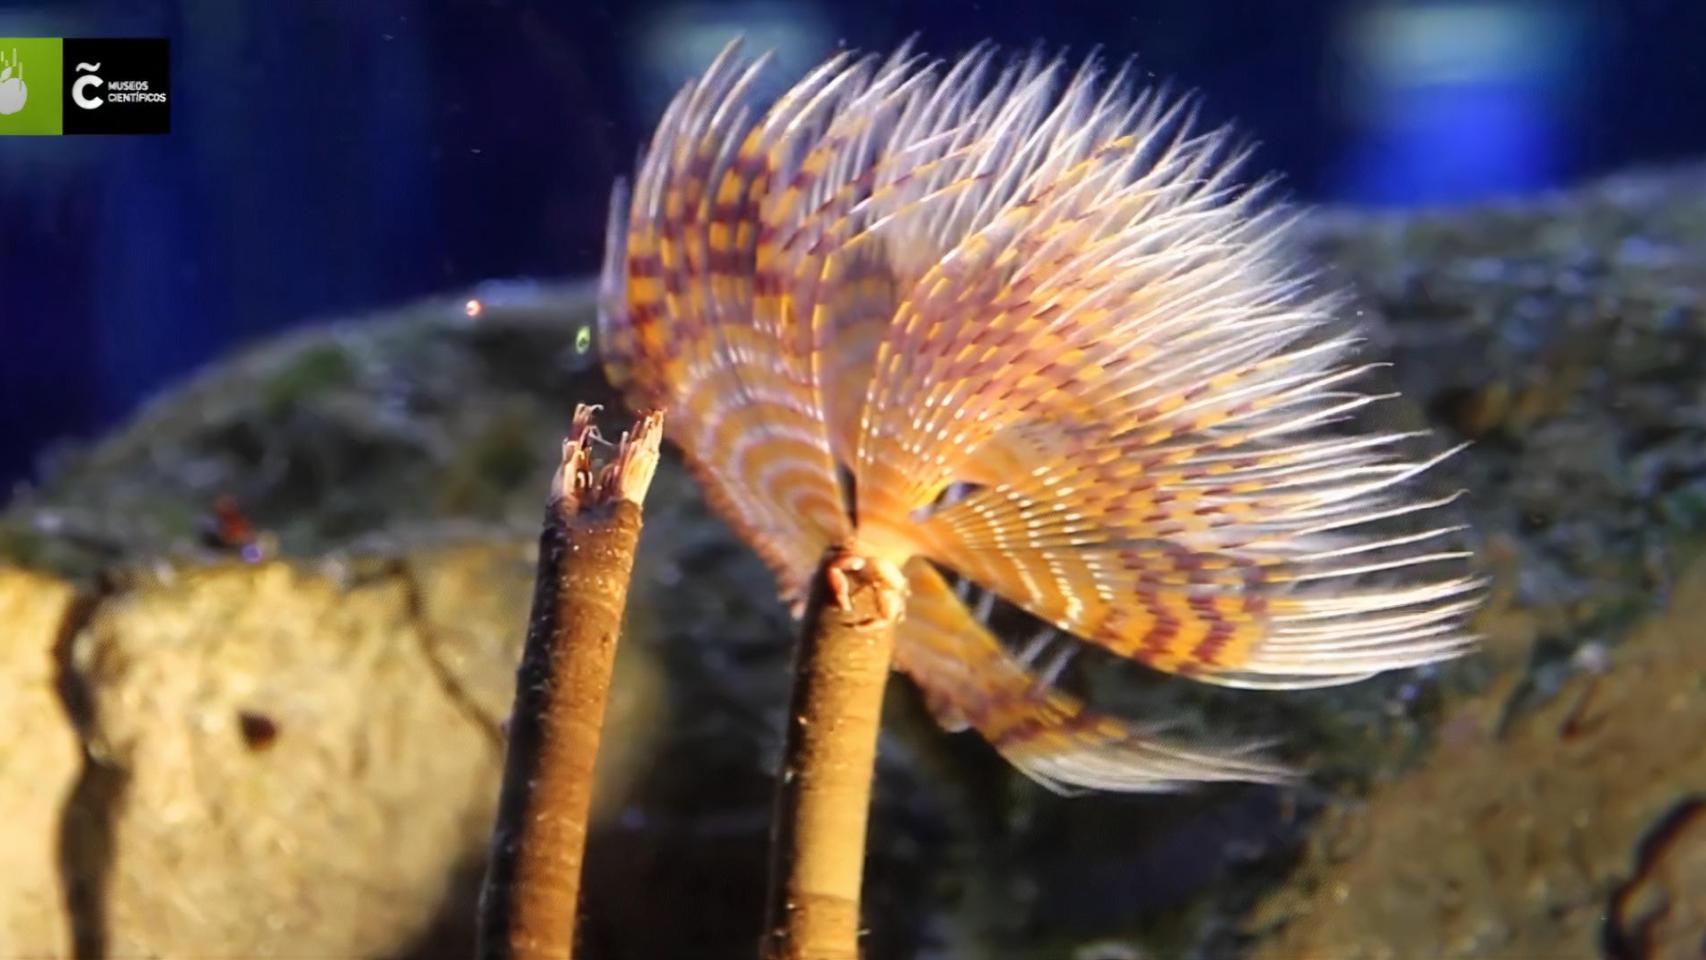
[[0, 38, 63, 136]]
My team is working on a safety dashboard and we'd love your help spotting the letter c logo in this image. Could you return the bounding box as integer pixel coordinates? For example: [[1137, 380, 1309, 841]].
[[73, 74, 103, 109], [73, 64, 103, 109]]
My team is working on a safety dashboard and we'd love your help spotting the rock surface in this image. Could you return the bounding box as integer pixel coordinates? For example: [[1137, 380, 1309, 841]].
[[9, 542, 670, 959], [5, 165, 1706, 957], [75, 554, 509, 958], [0, 569, 80, 959], [1246, 551, 1706, 959]]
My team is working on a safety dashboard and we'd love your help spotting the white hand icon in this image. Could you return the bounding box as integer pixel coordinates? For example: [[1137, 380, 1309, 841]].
[[0, 49, 27, 116]]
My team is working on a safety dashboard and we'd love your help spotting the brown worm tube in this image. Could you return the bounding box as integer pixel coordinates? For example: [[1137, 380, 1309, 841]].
[[477, 405, 663, 960], [762, 550, 906, 960]]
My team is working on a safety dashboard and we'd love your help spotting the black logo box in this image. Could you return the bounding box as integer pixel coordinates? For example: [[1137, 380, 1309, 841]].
[[62, 38, 170, 135]]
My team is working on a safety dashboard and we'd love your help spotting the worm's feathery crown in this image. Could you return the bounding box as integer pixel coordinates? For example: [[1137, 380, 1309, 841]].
[[600, 40, 1481, 792]]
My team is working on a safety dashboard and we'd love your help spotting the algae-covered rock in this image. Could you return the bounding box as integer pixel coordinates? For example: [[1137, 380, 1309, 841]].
[[1246, 552, 1706, 959], [1608, 801, 1706, 960], [4, 166, 1706, 957], [1307, 166, 1706, 646]]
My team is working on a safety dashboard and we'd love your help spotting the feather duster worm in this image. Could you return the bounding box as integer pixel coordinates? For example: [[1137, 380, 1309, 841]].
[[598, 39, 1481, 795]]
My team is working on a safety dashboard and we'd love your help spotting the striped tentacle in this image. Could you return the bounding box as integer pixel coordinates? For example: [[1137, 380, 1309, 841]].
[[607, 41, 862, 599], [819, 53, 1479, 687], [911, 415, 1479, 686], [895, 559, 1292, 792], [850, 70, 1242, 544]]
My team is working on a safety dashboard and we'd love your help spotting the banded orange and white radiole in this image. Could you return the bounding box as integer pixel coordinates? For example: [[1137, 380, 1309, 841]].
[[597, 39, 1482, 792]]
